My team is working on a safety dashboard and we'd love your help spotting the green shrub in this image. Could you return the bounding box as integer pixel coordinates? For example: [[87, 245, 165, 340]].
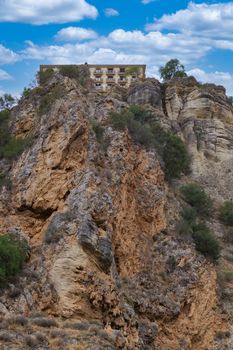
[[176, 218, 193, 235], [109, 109, 132, 130], [181, 207, 197, 225], [60, 65, 80, 80], [91, 120, 104, 143], [0, 110, 11, 147], [39, 85, 62, 116], [109, 106, 191, 180], [163, 134, 191, 179], [22, 87, 32, 98], [0, 137, 27, 159], [0, 234, 27, 287], [192, 222, 220, 261], [181, 183, 213, 217], [0, 109, 27, 160], [220, 201, 233, 226], [0, 173, 12, 190], [38, 68, 54, 85]]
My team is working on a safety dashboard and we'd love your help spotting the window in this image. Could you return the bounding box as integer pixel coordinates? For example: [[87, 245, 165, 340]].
[[120, 68, 125, 73], [95, 83, 102, 89], [95, 68, 102, 73], [107, 76, 114, 81], [107, 68, 113, 73]]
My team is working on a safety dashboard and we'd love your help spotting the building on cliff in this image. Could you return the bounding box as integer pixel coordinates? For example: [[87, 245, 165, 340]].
[[40, 64, 146, 91]]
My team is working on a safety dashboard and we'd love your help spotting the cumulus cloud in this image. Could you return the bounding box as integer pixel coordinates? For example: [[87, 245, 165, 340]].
[[55, 27, 98, 41], [0, 69, 12, 80], [0, 0, 98, 25], [147, 1, 233, 40], [0, 45, 19, 65], [22, 29, 211, 66], [104, 8, 119, 17]]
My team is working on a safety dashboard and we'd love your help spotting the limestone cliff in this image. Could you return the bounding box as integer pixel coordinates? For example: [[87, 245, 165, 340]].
[[0, 73, 233, 350]]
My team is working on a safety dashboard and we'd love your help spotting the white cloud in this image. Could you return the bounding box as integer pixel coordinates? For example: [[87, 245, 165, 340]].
[[147, 1, 233, 40], [104, 8, 119, 17], [0, 0, 98, 25], [0, 69, 12, 80], [55, 27, 98, 41], [22, 29, 211, 67], [188, 68, 233, 96], [0, 45, 19, 65]]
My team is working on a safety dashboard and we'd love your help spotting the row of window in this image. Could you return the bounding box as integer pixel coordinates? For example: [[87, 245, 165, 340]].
[[95, 67, 126, 74], [95, 82, 127, 88]]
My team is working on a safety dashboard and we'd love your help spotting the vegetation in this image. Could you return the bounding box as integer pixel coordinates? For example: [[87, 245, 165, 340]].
[[125, 66, 140, 77], [178, 184, 220, 261], [159, 59, 187, 81], [0, 94, 16, 111], [39, 85, 62, 116], [0, 173, 12, 190], [91, 120, 104, 143], [22, 87, 32, 98], [0, 234, 27, 287], [109, 105, 191, 180], [38, 68, 54, 85], [180, 183, 213, 217], [220, 201, 233, 226], [60, 65, 80, 80], [0, 109, 27, 161], [192, 222, 220, 261]]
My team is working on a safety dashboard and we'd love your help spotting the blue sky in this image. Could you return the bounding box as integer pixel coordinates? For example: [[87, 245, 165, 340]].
[[1, 0, 233, 96]]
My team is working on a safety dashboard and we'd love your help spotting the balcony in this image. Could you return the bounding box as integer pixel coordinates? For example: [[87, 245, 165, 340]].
[[107, 76, 115, 82]]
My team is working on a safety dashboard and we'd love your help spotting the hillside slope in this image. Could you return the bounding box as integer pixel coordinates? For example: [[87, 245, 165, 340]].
[[0, 72, 233, 349]]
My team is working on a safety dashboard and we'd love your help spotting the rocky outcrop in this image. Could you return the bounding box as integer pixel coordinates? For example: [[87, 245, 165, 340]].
[[0, 73, 232, 349]]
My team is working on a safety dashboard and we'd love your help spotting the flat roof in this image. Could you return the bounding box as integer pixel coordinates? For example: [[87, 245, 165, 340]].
[[40, 64, 146, 69]]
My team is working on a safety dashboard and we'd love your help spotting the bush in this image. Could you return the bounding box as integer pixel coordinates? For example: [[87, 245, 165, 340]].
[[22, 87, 32, 98], [220, 201, 233, 226], [181, 207, 197, 225], [192, 222, 220, 261], [181, 183, 213, 217], [38, 68, 54, 85], [39, 85, 62, 116], [0, 137, 27, 159], [91, 120, 104, 143], [0, 173, 11, 190], [60, 65, 80, 80], [109, 105, 191, 180], [109, 109, 132, 130], [0, 109, 27, 161], [32, 317, 58, 328], [163, 134, 191, 179], [0, 234, 27, 287]]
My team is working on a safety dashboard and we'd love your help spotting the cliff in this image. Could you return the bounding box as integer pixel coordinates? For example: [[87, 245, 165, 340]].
[[0, 72, 233, 350]]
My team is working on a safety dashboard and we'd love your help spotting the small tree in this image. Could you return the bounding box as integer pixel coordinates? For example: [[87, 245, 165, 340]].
[[159, 59, 187, 81]]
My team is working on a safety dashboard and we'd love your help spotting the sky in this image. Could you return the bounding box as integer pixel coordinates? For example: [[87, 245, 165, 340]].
[[1, 0, 233, 96]]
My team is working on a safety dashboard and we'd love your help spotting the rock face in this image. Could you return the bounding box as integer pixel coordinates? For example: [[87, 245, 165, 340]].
[[0, 74, 233, 349]]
